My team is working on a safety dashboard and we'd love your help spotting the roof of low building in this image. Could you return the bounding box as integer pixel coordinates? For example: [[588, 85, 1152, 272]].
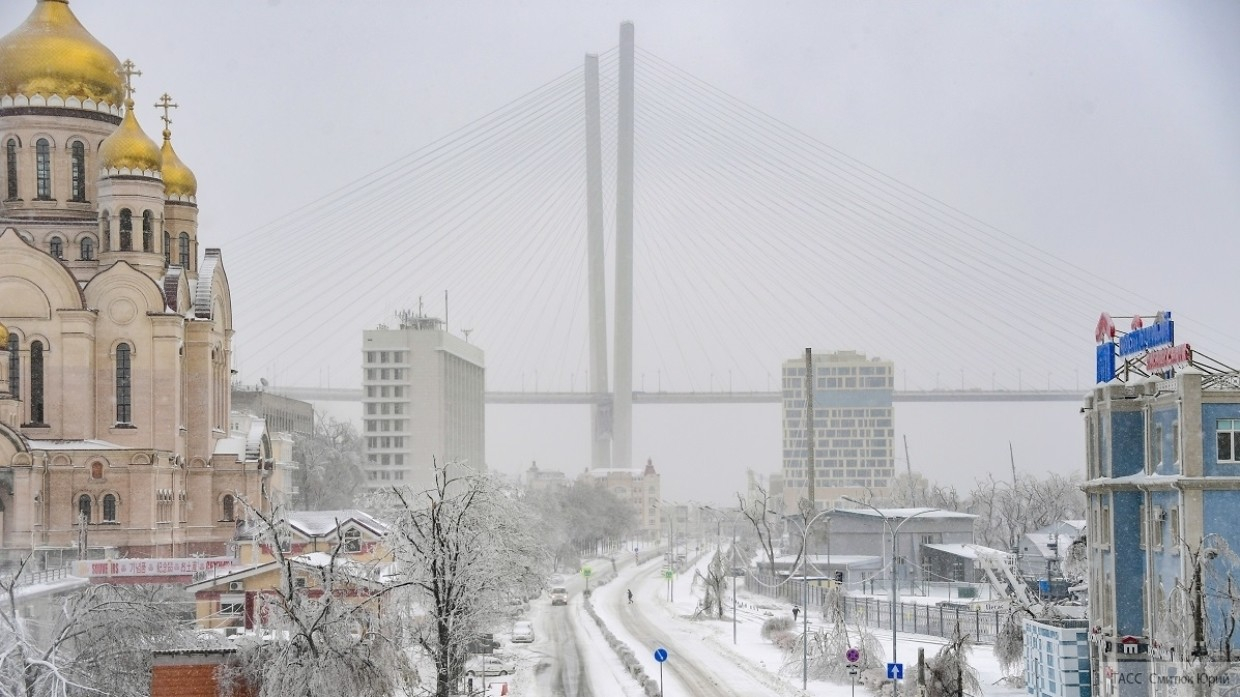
[[923, 543, 1008, 560], [834, 507, 976, 520]]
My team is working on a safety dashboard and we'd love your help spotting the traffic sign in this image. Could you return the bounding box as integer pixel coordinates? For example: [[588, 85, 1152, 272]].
[[662, 568, 674, 579], [847, 665, 860, 676], [886, 662, 904, 680], [654, 647, 668, 663], [581, 566, 592, 577], [845, 647, 861, 663]]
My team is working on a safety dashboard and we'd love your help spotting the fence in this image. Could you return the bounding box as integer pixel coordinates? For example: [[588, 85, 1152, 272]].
[[747, 572, 1005, 644], [1, 567, 68, 588]]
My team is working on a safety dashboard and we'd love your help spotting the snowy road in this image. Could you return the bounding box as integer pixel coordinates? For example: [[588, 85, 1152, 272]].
[[599, 555, 794, 697]]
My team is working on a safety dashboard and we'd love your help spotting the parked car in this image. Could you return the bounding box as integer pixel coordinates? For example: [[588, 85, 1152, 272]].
[[465, 654, 517, 677], [549, 586, 568, 606], [511, 620, 534, 643]]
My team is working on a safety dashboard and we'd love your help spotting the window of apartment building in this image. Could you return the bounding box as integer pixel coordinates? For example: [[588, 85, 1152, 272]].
[[1218, 419, 1240, 462], [394, 453, 404, 466], [395, 471, 404, 481], [1149, 422, 1163, 470], [220, 601, 245, 617], [1170, 507, 1180, 550]]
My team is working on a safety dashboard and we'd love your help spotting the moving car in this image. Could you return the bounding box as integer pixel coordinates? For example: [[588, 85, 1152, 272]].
[[511, 620, 534, 643], [465, 654, 517, 677], [549, 586, 568, 606]]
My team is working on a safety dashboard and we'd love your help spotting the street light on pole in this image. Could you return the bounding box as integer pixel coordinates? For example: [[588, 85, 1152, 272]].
[[841, 497, 935, 697], [778, 507, 833, 691], [704, 505, 742, 645]]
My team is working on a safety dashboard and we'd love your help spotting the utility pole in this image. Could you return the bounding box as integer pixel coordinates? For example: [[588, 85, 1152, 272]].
[[903, 434, 914, 506]]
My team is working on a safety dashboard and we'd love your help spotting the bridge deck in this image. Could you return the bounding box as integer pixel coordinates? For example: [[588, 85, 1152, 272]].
[[271, 387, 1084, 404]]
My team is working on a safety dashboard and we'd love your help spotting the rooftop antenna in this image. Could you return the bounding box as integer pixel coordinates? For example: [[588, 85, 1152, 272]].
[[444, 290, 449, 333], [463, 329, 473, 343]]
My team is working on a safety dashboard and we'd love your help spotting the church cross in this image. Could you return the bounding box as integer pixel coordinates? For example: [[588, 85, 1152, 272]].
[[155, 93, 178, 130], [118, 59, 142, 102]]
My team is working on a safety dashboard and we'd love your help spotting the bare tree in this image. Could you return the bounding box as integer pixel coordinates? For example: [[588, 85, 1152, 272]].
[[737, 481, 793, 579], [222, 503, 416, 697], [922, 622, 982, 697], [693, 551, 727, 618], [292, 416, 365, 510], [0, 555, 204, 697], [375, 460, 547, 697]]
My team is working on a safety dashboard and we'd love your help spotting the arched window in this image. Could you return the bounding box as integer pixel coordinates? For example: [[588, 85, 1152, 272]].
[[100, 211, 110, 252], [77, 494, 91, 524], [35, 138, 50, 199], [103, 494, 117, 523], [5, 138, 16, 200], [178, 232, 190, 269], [163, 231, 170, 265], [222, 494, 235, 522], [80, 236, 94, 261], [70, 141, 86, 202], [142, 210, 153, 252], [48, 237, 62, 259], [6, 333, 17, 398], [115, 342, 132, 424], [29, 340, 43, 424], [118, 208, 132, 251]]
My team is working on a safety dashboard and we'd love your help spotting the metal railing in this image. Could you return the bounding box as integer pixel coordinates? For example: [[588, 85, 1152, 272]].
[[1, 567, 69, 588], [746, 572, 1006, 644]]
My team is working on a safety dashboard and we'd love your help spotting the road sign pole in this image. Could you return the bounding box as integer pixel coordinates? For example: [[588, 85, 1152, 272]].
[[659, 661, 663, 697]]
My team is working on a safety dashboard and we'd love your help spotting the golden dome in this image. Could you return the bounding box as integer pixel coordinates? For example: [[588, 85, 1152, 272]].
[[160, 131, 197, 198], [0, 321, 8, 348], [0, 0, 124, 107], [98, 101, 161, 174]]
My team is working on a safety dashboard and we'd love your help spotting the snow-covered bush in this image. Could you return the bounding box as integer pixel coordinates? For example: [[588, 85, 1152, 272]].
[[922, 622, 982, 697], [761, 615, 794, 640]]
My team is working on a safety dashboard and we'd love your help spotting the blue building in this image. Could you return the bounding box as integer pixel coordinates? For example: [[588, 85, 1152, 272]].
[[1084, 366, 1240, 696]]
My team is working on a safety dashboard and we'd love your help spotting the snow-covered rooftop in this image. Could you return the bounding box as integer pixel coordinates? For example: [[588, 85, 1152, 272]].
[[834, 506, 976, 520], [923, 543, 1008, 560], [285, 509, 389, 536]]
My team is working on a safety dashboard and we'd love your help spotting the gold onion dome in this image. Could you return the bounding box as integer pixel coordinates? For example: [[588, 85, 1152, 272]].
[[160, 131, 197, 198], [98, 101, 161, 173], [0, 321, 8, 348], [0, 0, 124, 107]]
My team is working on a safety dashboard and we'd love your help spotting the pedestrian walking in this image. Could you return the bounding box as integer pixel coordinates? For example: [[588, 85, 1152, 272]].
[[627, 589, 634, 604], [792, 605, 800, 622]]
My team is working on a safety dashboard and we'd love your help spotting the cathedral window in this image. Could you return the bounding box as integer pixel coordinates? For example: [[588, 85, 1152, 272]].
[[102, 494, 117, 523], [115, 343, 132, 424], [29, 341, 44, 424], [222, 494, 235, 522], [35, 138, 51, 200], [119, 208, 132, 251], [100, 211, 110, 252], [163, 231, 170, 265], [70, 141, 86, 202], [5, 138, 16, 200], [77, 494, 92, 524], [6, 332, 17, 398], [80, 236, 94, 261], [179, 232, 190, 269], [49, 237, 63, 259], [142, 210, 153, 252]]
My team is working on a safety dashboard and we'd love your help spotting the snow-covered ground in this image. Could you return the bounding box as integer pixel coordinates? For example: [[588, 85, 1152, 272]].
[[592, 552, 1027, 696]]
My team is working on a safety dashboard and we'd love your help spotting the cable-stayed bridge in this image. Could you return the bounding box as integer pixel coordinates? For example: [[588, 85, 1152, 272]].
[[228, 23, 1240, 469]]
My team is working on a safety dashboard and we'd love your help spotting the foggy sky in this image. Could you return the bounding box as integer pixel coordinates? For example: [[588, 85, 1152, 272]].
[[10, 1, 1237, 503]]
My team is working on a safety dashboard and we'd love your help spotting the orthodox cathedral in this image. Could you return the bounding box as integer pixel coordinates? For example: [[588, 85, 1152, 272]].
[[0, 0, 279, 567]]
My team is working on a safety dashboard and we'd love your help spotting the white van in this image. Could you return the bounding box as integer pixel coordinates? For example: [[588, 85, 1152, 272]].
[[549, 586, 568, 606]]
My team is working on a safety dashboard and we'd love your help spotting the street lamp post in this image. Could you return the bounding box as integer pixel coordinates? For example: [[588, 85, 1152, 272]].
[[779, 508, 833, 691], [842, 497, 935, 697], [704, 505, 742, 644]]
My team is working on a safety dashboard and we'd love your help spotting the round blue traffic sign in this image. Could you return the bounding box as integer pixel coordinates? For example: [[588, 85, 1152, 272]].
[[845, 647, 861, 663], [654, 647, 668, 663]]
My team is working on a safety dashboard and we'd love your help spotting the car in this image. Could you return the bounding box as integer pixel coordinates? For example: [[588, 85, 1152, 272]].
[[465, 655, 517, 677], [549, 586, 568, 606], [511, 620, 534, 643]]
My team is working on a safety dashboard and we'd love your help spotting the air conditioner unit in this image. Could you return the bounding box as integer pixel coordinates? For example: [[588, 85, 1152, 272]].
[[228, 581, 244, 591]]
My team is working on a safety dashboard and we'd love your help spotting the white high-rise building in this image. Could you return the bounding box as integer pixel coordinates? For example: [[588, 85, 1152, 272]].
[[781, 350, 895, 510], [361, 313, 484, 493]]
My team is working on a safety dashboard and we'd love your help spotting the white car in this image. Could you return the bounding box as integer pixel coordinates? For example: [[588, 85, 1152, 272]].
[[511, 620, 534, 643], [465, 655, 517, 677]]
